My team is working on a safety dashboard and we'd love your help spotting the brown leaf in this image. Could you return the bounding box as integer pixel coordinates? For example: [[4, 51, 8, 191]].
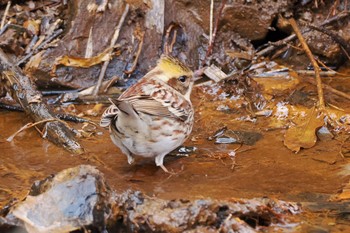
[[51, 47, 119, 74], [284, 107, 324, 152]]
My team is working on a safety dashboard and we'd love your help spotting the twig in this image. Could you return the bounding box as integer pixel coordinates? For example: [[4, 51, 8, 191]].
[[124, 31, 145, 75], [0, 22, 10, 36], [307, 24, 350, 60], [205, 0, 227, 58], [164, 23, 177, 55], [0, 1, 11, 30], [209, 0, 214, 45], [93, 3, 129, 96], [303, 76, 350, 101], [289, 18, 325, 110], [297, 70, 336, 77], [7, 118, 59, 142], [25, 35, 38, 54], [169, 29, 177, 54], [103, 76, 120, 93]]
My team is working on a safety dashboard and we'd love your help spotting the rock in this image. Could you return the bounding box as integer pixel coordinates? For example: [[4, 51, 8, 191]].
[[3, 165, 112, 233], [0, 165, 301, 232]]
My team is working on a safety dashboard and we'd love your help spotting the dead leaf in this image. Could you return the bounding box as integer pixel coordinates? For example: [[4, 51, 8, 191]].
[[24, 50, 45, 73], [284, 107, 324, 152], [51, 47, 119, 74]]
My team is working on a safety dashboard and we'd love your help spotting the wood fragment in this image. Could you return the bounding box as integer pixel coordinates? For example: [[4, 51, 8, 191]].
[[93, 4, 129, 96], [0, 48, 83, 154], [288, 18, 325, 110], [203, 64, 228, 82]]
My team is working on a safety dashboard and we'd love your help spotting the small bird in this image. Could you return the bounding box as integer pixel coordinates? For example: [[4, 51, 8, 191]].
[[100, 55, 194, 173]]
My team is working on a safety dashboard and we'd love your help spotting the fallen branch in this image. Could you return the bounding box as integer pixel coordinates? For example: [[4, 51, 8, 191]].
[[93, 3, 129, 96], [289, 18, 325, 110], [0, 48, 83, 154]]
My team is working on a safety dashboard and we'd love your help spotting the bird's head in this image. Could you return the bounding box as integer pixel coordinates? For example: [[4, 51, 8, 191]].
[[153, 55, 194, 98]]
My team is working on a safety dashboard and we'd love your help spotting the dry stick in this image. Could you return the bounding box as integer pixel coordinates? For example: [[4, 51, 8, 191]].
[[169, 29, 177, 54], [0, 1, 11, 30], [303, 76, 350, 101], [209, 0, 214, 45], [164, 24, 176, 55], [7, 118, 59, 142], [307, 24, 350, 59], [288, 18, 325, 110], [93, 4, 129, 96], [124, 31, 145, 75], [205, 0, 227, 57]]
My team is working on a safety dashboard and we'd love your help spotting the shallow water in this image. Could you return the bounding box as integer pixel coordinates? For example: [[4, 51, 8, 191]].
[[0, 80, 350, 231]]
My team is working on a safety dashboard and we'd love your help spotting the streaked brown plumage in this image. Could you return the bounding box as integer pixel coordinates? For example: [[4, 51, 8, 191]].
[[100, 56, 194, 173]]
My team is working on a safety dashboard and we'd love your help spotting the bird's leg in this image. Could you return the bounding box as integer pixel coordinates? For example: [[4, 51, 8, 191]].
[[155, 154, 175, 174], [126, 153, 135, 164]]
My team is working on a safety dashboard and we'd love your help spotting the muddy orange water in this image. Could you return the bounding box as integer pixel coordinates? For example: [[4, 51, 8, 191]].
[[1, 79, 350, 232]]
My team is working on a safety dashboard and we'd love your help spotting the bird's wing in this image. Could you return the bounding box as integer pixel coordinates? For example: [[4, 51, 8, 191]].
[[119, 78, 192, 121]]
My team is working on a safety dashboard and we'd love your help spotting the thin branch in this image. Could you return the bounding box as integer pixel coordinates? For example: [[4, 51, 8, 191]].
[[209, 0, 214, 45], [303, 76, 350, 101], [205, 0, 227, 58], [93, 3, 129, 96], [124, 31, 145, 75], [288, 18, 325, 110], [307, 23, 350, 60], [0, 1, 11, 30], [7, 118, 59, 142]]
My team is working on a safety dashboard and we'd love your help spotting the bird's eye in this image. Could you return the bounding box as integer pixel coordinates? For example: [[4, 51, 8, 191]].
[[178, 75, 188, 83]]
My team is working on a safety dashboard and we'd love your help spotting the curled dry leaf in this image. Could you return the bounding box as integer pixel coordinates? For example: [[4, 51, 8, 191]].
[[51, 47, 118, 74], [284, 106, 324, 152]]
